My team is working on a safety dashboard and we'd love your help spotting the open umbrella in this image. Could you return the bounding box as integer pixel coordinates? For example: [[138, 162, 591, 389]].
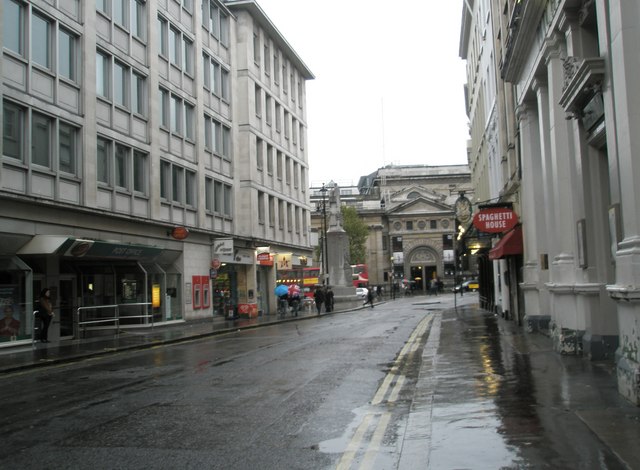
[[275, 284, 289, 296], [288, 284, 301, 296]]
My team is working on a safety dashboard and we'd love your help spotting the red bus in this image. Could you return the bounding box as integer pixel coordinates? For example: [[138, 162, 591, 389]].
[[351, 264, 369, 288], [276, 267, 320, 299]]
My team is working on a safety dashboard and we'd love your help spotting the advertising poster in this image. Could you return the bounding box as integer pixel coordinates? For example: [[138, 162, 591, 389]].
[[0, 285, 22, 339]]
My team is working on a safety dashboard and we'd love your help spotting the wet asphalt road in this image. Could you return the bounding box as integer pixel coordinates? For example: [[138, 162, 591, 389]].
[[0, 295, 630, 469]]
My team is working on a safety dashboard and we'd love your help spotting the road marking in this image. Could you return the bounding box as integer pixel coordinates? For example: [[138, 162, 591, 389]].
[[336, 314, 433, 469], [359, 412, 392, 470], [336, 413, 375, 470]]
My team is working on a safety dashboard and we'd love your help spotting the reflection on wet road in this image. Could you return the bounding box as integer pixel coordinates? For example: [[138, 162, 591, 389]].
[[411, 305, 627, 470]]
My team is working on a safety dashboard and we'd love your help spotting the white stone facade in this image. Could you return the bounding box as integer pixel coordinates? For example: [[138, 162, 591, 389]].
[[463, 0, 640, 404]]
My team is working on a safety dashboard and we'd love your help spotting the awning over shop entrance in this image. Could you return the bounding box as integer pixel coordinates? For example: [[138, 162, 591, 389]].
[[17, 235, 162, 260], [489, 226, 523, 260]]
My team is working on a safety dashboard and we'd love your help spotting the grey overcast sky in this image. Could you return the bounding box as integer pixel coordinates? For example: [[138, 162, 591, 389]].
[[255, 0, 470, 187]]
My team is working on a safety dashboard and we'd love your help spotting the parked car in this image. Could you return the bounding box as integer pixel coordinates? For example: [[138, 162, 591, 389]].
[[452, 280, 479, 293], [356, 287, 369, 299]]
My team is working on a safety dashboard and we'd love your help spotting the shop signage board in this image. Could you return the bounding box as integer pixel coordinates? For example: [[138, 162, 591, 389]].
[[472, 207, 518, 233], [212, 238, 234, 262]]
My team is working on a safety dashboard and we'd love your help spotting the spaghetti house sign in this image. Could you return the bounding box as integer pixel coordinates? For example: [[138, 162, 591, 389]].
[[472, 207, 518, 233]]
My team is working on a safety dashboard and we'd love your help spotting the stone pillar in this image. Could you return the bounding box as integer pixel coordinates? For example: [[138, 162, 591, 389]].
[[543, 35, 583, 354], [606, 0, 640, 404], [518, 99, 551, 333]]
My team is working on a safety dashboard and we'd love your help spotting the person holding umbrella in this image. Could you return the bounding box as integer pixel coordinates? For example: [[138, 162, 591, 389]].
[[288, 284, 301, 316], [274, 284, 289, 316]]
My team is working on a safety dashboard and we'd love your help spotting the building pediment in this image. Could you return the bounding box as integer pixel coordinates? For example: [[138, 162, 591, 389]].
[[387, 197, 451, 216]]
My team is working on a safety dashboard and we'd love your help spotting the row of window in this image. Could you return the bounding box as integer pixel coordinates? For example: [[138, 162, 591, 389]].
[[3, 100, 79, 176], [97, 50, 147, 115], [97, 0, 146, 41], [202, 51, 230, 101], [4, 0, 79, 82], [201, 0, 230, 46], [257, 191, 307, 234], [256, 137, 305, 189], [255, 85, 304, 147], [394, 220, 443, 231], [252, 28, 304, 105], [3, 98, 236, 215]]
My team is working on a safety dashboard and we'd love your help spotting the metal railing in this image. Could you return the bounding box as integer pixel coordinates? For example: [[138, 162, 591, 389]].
[[74, 302, 153, 338]]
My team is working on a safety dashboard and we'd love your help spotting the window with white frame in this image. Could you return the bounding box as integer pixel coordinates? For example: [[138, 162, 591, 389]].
[[132, 72, 146, 115], [202, 53, 230, 100], [268, 195, 275, 227], [162, 20, 194, 75], [185, 169, 196, 206], [114, 61, 128, 107], [3, 100, 24, 161], [285, 156, 291, 185], [278, 199, 284, 229], [99, 52, 148, 116], [97, 137, 148, 194], [267, 145, 273, 174], [157, 15, 167, 56], [32, 12, 52, 69], [96, 52, 110, 98], [58, 28, 77, 81], [205, 177, 213, 211], [202, 0, 220, 39], [132, 0, 146, 40], [203, 114, 231, 159], [4, 0, 24, 56], [275, 103, 281, 133], [58, 123, 78, 175], [115, 143, 129, 189], [114, 0, 127, 28], [256, 137, 263, 170], [255, 84, 262, 117], [258, 191, 265, 224], [265, 95, 272, 125], [264, 42, 270, 76], [276, 151, 282, 180], [253, 30, 260, 65], [282, 62, 288, 94], [159, 88, 168, 127], [273, 53, 279, 84], [133, 150, 147, 193], [160, 160, 196, 206], [96, 0, 108, 14], [219, 10, 229, 46], [284, 111, 290, 139], [32, 112, 52, 168]]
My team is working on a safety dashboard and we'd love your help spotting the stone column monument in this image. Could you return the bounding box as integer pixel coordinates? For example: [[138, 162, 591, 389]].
[[326, 185, 360, 310]]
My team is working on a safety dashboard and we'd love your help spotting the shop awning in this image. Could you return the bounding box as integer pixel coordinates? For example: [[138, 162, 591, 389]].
[[17, 235, 162, 260], [489, 226, 523, 260]]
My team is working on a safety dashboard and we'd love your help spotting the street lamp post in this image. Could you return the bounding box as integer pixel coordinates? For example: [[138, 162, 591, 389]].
[[318, 183, 329, 286]]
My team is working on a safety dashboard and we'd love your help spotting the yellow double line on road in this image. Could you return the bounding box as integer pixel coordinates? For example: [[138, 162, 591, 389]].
[[336, 313, 433, 470]]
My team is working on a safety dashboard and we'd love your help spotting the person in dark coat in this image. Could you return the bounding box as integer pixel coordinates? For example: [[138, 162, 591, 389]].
[[325, 287, 334, 312], [363, 287, 374, 308], [38, 288, 54, 343], [314, 286, 325, 314]]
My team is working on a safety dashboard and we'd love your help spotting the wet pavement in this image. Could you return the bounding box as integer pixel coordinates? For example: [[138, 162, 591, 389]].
[[2, 295, 640, 469]]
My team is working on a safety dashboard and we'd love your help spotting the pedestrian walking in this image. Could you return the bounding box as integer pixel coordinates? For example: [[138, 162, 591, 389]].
[[325, 287, 334, 312], [430, 278, 439, 296], [363, 287, 375, 308], [37, 288, 53, 343], [314, 286, 325, 314]]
